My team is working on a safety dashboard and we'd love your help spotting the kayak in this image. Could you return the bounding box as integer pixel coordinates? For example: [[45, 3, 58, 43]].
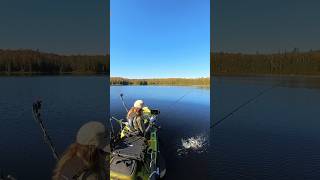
[[110, 110, 166, 180]]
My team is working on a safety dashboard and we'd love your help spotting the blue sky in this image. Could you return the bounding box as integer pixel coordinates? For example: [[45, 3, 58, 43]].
[[0, 0, 107, 55], [110, 0, 210, 78], [214, 0, 320, 53]]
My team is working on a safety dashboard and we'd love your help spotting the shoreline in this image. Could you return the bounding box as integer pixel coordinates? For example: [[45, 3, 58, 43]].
[[111, 84, 210, 87], [212, 73, 320, 79], [2, 73, 320, 80]]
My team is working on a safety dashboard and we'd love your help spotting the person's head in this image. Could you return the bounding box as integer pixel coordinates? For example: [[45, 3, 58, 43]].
[[53, 121, 109, 179], [76, 121, 109, 152], [134, 100, 144, 109]]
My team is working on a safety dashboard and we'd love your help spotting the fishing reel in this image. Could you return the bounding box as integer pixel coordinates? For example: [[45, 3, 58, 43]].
[[150, 109, 160, 115], [32, 100, 42, 117]]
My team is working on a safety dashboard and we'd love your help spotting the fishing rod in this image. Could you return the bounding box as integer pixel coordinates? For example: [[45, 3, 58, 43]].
[[116, 93, 161, 130], [32, 100, 60, 160], [119, 87, 192, 115], [210, 83, 279, 129], [116, 91, 190, 133]]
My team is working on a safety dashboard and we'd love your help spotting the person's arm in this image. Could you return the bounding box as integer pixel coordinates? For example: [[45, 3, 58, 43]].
[[142, 107, 152, 123]]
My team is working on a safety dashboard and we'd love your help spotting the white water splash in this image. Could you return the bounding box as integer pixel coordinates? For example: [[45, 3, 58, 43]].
[[177, 134, 208, 156]]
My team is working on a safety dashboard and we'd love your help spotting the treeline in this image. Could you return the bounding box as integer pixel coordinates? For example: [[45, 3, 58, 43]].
[[111, 77, 210, 86], [212, 50, 320, 75], [0, 49, 109, 75]]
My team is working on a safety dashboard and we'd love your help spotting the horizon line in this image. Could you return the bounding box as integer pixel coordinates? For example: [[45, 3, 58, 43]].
[[110, 76, 210, 79]]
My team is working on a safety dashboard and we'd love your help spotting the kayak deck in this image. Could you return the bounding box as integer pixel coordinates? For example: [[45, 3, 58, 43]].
[[112, 135, 147, 161]]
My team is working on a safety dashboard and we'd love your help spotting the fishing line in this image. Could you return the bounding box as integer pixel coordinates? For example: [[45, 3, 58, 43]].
[[169, 90, 192, 108], [161, 89, 193, 119], [162, 90, 193, 123], [210, 83, 280, 129]]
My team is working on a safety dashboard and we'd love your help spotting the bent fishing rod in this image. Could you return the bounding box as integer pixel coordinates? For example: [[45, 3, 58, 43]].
[[32, 100, 60, 160], [210, 83, 280, 129], [119, 87, 192, 112], [116, 93, 160, 124]]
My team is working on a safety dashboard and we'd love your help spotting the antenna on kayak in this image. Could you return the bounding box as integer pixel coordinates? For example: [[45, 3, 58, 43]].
[[32, 100, 60, 160], [120, 93, 129, 112]]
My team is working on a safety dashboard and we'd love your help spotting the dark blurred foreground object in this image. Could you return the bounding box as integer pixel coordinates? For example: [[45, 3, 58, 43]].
[[52, 121, 110, 180], [0, 174, 16, 180], [32, 100, 110, 179]]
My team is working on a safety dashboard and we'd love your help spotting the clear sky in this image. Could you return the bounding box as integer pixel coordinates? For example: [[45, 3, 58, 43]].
[[214, 0, 320, 54], [110, 0, 210, 79], [0, 0, 108, 55]]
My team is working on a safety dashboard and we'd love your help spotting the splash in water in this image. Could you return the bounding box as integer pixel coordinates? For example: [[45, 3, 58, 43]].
[[177, 134, 208, 156]]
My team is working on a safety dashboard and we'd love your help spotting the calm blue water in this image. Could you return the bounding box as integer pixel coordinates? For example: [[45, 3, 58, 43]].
[[110, 86, 210, 179], [0, 76, 108, 179], [0, 79, 210, 179], [4, 75, 318, 179], [2, 76, 319, 179], [210, 76, 320, 180]]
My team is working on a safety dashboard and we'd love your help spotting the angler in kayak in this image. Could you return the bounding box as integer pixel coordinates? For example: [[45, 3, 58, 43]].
[[127, 100, 145, 135], [127, 100, 154, 137], [110, 95, 165, 180], [52, 121, 110, 180]]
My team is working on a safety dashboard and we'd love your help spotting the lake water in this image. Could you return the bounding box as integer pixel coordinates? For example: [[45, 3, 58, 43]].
[[0, 77, 210, 179], [4, 75, 317, 179], [0, 76, 108, 179], [110, 86, 210, 179], [210, 76, 320, 180]]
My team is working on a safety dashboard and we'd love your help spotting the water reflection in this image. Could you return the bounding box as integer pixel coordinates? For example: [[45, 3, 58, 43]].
[[211, 75, 320, 180]]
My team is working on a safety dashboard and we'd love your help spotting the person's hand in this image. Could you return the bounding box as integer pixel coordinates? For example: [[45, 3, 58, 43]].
[[149, 116, 156, 123]]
